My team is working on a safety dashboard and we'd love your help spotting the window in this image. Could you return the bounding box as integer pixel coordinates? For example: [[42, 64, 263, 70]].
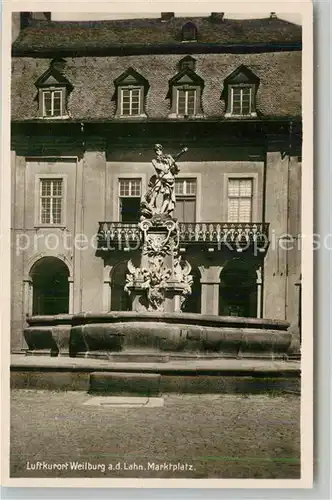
[[168, 69, 203, 118], [35, 65, 72, 118], [120, 88, 141, 116], [174, 178, 196, 222], [223, 65, 259, 118], [177, 88, 196, 116], [227, 178, 253, 222], [39, 178, 63, 224], [114, 68, 149, 118], [230, 86, 252, 116], [181, 22, 198, 42], [119, 179, 142, 222], [179, 56, 196, 72], [42, 89, 63, 117]]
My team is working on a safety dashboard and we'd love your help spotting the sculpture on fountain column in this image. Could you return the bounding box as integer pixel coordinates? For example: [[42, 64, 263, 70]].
[[140, 144, 188, 219], [125, 144, 192, 312]]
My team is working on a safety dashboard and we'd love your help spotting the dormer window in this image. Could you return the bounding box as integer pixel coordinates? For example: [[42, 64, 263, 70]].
[[181, 22, 198, 42], [179, 56, 196, 72], [223, 65, 260, 118], [114, 68, 149, 118], [35, 62, 72, 118], [168, 68, 204, 118]]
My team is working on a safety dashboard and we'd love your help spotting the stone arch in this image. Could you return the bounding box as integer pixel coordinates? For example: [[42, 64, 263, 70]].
[[26, 252, 73, 281], [110, 260, 131, 311], [219, 258, 258, 318], [29, 256, 70, 315]]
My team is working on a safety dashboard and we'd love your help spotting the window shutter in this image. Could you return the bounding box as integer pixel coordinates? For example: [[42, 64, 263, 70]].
[[227, 178, 253, 222], [238, 199, 252, 222], [183, 198, 196, 222]]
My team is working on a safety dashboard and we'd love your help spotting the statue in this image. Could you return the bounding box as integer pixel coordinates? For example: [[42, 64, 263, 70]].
[[140, 144, 188, 219], [125, 144, 193, 313]]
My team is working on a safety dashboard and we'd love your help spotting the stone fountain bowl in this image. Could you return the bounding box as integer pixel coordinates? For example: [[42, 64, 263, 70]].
[[67, 312, 291, 361], [24, 314, 73, 356]]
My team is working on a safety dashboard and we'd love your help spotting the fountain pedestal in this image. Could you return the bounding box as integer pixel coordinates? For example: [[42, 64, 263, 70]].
[[125, 216, 193, 313]]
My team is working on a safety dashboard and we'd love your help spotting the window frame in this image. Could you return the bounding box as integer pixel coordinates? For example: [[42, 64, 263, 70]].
[[170, 84, 202, 118], [227, 178, 254, 223], [179, 56, 196, 72], [175, 178, 197, 196], [119, 86, 143, 117], [117, 85, 146, 118], [112, 173, 147, 221], [118, 178, 142, 198], [174, 175, 201, 223], [176, 87, 197, 116], [226, 83, 257, 118], [34, 173, 68, 228], [118, 178, 142, 223], [181, 22, 198, 42], [39, 86, 67, 118]]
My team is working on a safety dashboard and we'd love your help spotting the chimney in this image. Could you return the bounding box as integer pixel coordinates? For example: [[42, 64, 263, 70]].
[[12, 11, 51, 44], [161, 13, 174, 22], [210, 13, 225, 22], [270, 12, 277, 19], [12, 13, 21, 42], [31, 12, 51, 21]]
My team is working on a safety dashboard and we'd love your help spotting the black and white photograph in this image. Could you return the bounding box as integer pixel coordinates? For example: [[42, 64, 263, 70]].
[[1, 1, 313, 488]]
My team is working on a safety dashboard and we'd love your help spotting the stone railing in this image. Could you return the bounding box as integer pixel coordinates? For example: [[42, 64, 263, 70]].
[[97, 221, 270, 251]]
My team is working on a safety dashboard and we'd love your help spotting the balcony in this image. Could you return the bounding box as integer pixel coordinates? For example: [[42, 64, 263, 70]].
[[97, 221, 270, 252]]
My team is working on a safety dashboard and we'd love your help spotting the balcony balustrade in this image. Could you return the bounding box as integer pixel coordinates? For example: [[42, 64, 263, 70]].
[[97, 221, 270, 252]]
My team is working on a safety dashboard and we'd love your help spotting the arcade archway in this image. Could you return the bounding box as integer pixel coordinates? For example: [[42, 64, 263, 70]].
[[110, 261, 131, 311], [30, 257, 70, 315], [219, 260, 258, 318]]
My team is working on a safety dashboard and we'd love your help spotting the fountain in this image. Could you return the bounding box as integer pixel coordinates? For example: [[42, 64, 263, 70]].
[[24, 144, 292, 361]]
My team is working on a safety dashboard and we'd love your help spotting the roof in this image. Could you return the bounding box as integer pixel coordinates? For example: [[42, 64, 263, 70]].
[[12, 16, 302, 55], [11, 51, 302, 120]]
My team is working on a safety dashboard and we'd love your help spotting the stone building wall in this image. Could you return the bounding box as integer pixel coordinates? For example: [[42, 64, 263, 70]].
[[11, 140, 301, 349]]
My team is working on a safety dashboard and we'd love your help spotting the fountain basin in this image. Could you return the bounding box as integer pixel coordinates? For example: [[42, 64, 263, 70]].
[[24, 314, 73, 356], [24, 312, 291, 360]]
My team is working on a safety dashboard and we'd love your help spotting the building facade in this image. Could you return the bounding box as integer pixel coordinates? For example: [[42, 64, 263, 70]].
[[11, 12, 302, 351]]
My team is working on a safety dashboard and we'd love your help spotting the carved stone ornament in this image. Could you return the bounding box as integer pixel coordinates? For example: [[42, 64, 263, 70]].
[[138, 217, 179, 258]]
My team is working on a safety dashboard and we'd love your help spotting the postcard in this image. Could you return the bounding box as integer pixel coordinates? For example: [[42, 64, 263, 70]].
[[1, 0, 313, 489]]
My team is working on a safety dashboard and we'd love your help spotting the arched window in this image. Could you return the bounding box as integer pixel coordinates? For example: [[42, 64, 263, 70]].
[[181, 22, 198, 42], [30, 257, 69, 315], [110, 261, 131, 311], [219, 260, 257, 318]]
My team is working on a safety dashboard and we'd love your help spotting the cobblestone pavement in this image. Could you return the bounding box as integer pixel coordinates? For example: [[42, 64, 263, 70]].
[[10, 390, 300, 479]]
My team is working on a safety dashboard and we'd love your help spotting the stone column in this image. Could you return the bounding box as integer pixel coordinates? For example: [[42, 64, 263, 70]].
[[102, 264, 112, 312], [81, 149, 106, 312], [264, 151, 289, 320], [68, 278, 74, 314], [256, 268, 263, 318], [23, 279, 33, 317], [199, 266, 223, 316]]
